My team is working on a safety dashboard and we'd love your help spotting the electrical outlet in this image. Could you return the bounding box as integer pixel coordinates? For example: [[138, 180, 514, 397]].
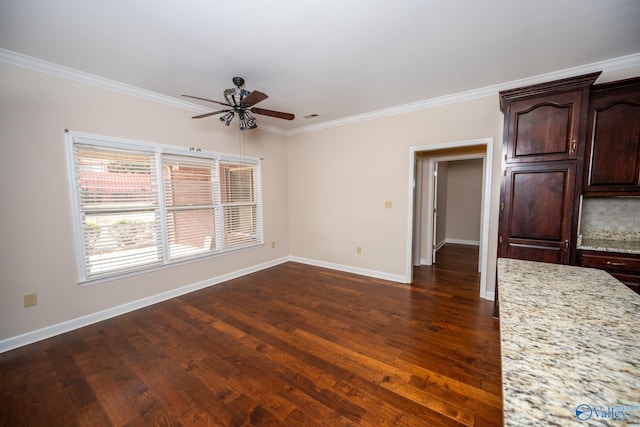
[[23, 293, 37, 307], [356, 246, 362, 255], [271, 241, 276, 248]]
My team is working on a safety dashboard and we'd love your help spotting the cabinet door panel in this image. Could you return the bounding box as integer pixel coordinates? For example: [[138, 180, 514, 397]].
[[507, 92, 582, 163], [510, 170, 567, 240], [585, 97, 640, 192], [500, 163, 575, 263]]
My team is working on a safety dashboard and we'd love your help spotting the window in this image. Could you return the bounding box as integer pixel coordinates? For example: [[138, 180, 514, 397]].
[[163, 154, 219, 261], [220, 162, 261, 247], [66, 132, 263, 283]]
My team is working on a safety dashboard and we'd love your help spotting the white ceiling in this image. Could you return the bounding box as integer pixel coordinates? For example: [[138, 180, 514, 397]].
[[1, 0, 639, 133]]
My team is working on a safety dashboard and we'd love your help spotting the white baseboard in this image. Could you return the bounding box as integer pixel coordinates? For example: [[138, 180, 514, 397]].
[[445, 238, 480, 246], [1, 255, 489, 353], [0, 257, 290, 353], [289, 256, 407, 283], [420, 239, 480, 265]]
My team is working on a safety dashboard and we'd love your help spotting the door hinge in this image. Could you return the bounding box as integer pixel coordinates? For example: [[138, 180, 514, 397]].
[[507, 105, 510, 114], [504, 154, 507, 161], [500, 202, 505, 211], [503, 169, 507, 176], [499, 235, 503, 244]]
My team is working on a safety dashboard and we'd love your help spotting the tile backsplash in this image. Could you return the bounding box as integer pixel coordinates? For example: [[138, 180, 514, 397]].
[[580, 198, 640, 238]]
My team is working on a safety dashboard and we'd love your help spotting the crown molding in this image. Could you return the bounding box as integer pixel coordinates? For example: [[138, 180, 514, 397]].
[[2, 48, 639, 138], [0, 48, 211, 113], [285, 52, 640, 136], [0, 48, 288, 136]]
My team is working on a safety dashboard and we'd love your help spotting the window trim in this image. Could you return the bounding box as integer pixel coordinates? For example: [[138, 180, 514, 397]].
[[65, 131, 263, 285]]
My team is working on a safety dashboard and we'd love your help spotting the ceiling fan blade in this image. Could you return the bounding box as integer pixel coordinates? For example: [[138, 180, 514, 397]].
[[182, 94, 231, 107], [250, 107, 295, 120], [241, 90, 268, 107], [192, 109, 230, 119]]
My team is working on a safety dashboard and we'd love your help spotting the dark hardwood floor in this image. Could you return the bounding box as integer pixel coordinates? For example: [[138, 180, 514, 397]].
[[0, 244, 502, 426]]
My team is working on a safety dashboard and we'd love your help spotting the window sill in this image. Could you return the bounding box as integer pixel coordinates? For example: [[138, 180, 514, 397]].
[[78, 242, 264, 286]]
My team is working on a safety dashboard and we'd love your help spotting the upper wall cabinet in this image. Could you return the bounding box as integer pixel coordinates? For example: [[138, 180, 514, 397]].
[[500, 73, 601, 164], [498, 73, 600, 265], [583, 77, 640, 195], [504, 92, 582, 162]]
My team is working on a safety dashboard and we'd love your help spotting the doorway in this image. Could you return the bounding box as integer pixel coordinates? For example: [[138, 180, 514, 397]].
[[422, 156, 484, 267], [406, 139, 493, 299]]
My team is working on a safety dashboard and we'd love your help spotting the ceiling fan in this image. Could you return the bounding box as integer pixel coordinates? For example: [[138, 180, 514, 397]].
[[182, 77, 294, 130]]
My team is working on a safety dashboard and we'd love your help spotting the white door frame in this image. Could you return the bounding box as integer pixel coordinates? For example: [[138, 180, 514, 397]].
[[431, 160, 439, 264], [406, 138, 493, 300]]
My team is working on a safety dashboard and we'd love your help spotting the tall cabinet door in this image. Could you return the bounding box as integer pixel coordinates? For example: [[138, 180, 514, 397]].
[[583, 80, 640, 194], [500, 162, 576, 264], [505, 91, 583, 163]]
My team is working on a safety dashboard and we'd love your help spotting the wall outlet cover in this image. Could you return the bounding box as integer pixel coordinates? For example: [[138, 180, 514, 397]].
[[23, 293, 37, 307]]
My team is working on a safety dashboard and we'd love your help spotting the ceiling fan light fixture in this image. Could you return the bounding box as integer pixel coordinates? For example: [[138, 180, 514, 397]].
[[220, 111, 234, 126], [224, 87, 250, 107], [239, 111, 257, 131], [183, 77, 294, 130]]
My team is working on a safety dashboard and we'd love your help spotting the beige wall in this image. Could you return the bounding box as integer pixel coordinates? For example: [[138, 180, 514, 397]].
[[0, 62, 289, 341], [2, 58, 638, 345], [445, 159, 483, 243], [286, 67, 639, 291], [287, 97, 505, 282]]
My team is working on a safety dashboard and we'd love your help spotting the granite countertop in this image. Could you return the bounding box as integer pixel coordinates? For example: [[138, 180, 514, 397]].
[[578, 238, 640, 255], [498, 258, 640, 426], [577, 231, 640, 255]]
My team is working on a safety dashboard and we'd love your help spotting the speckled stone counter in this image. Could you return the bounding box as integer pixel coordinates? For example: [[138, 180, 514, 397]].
[[498, 258, 640, 426], [577, 231, 640, 255], [578, 238, 640, 255]]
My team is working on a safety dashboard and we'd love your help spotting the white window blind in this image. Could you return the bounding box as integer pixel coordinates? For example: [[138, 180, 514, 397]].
[[73, 144, 162, 278], [220, 162, 263, 249], [162, 154, 221, 261], [67, 133, 264, 284]]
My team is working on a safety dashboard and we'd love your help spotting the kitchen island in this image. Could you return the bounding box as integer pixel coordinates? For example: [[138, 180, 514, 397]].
[[498, 258, 640, 425]]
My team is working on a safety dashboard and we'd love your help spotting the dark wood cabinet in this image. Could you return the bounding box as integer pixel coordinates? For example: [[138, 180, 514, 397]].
[[583, 77, 640, 195], [500, 162, 576, 263], [495, 72, 640, 317], [499, 72, 601, 165], [498, 72, 600, 265], [577, 250, 640, 294], [504, 91, 582, 163]]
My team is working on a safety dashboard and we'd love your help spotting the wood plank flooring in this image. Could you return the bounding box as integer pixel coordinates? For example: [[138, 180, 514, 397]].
[[0, 244, 502, 426]]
